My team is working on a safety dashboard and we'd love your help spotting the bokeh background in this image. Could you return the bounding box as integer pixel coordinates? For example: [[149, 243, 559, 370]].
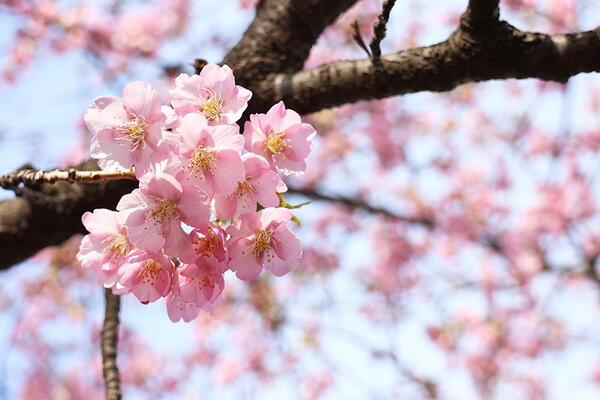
[[2, 0, 600, 398]]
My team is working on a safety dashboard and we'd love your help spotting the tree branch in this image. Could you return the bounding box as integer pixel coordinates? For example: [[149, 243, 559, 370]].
[[0, 161, 137, 271], [461, 0, 500, 29], [101, 289, 122, 400], [0, 168, 136, 189], [272, 23, 600, 114], [369, 0, 397, 61], [287, 186, 433, 227], [221, 0, 358, 115]]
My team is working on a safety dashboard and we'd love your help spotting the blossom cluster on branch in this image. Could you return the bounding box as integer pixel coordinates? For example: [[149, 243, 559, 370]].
[[76, 63, 316, 322]]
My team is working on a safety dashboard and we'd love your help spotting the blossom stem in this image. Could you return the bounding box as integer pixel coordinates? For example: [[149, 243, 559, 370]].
[[101, 288, 122, 400], [0, 168, 136, 189]]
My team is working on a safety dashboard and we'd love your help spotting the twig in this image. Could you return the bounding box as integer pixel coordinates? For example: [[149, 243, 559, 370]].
[[351, 21, 372, 57], [287, 186, 433, 227], [101, 289, 122, 400], [369, 0, 397, 62], [0, 168, 136, 189], [461, 0, 500, 30]]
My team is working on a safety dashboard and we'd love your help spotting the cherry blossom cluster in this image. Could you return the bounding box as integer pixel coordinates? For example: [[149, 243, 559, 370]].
[[76, 63, 316, 322]]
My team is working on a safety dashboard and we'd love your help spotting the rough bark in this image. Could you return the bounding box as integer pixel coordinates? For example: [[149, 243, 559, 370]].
[[270, 23, 600, 114], [0, 161, 136, 270]]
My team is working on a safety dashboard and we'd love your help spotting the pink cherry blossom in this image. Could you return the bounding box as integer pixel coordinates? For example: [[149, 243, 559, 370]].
[[116, 250, 173, 304], [85, 81, 165, 173], [173, 112, 244, 195], [169, 64, 252, 124], [76, 208, 134, 290], [116, 172, 210, 256], [215, 153, 287, 219], [178, 260, 225, 306], [243, 101, 316, 174], [180, 224, 229, 273], [166, 268, 201, 323], [227, 208, 302, 280]]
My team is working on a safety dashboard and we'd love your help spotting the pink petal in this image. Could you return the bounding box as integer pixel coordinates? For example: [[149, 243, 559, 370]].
[[279, 108, 303, 131], [214, 150, 244, 194], [212, 124, 243, 151], [116, 189, 146, 213], [264, 249, 298, 276], [123, 81, 161, 118], [84, 96, 126, 134], [273, 226, 302, 261], [94, 129, 134, 170], [229, 239, 262, 281], [214, 193, 238, 220], [127, 221, 165, 252], [176, 113, 209, 153], [81, 209, 119, 234], [162, 220, 189, 257], [258, 207, 292, 228], [273, 154, 306, 174], [143, 173, 183, 200], [178, 184, 211, 228], [252, 171, 283, 208], [284, 123, 314, 159]]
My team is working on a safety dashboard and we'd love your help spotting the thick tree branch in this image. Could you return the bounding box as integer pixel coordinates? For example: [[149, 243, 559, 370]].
[[0, 161, 137, 271], [101, 289, 122, 400], [220, 0, 358, 115], [272, 23, 600, 114], [0, 168, 136, 189]]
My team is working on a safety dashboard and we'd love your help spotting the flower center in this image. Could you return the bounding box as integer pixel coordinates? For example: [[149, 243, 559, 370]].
[[102, 233, 131, 260], [147, 199, 179, 225], [266, 131, 287, 154], [118, 114, 148, 149], [202, 96, 224, 122], [252, 229, 272, 257], [193, 230, 219, 258], [139, 260, 161, 284], [200, 274, 216, 289], [235, 180, 254, 197], [188, 147, 216, 173]]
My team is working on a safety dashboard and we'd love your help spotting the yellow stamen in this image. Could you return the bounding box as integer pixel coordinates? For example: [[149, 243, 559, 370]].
[[139, 260, 161, 284], [266, 131, 287, 154], [102, 233, 131, 260], [252, 229, 272, 257], [188, 147, 216, 173], [118, 114, 148, 149], [146, 199, 179, 225], [235, 180, 254, 197], [202, 96, 224, 122], [193, 230, 219, 257], [200, 275, 215, 289]]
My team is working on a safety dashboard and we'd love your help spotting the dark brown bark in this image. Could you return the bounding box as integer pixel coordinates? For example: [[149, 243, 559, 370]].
[[220, 0, 359, 115], [270, 23, 600, 114], [0, 161, 136, 270]]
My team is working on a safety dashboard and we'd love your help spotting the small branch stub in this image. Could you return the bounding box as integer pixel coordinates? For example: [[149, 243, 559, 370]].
[[101, 289, 122, 400]]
